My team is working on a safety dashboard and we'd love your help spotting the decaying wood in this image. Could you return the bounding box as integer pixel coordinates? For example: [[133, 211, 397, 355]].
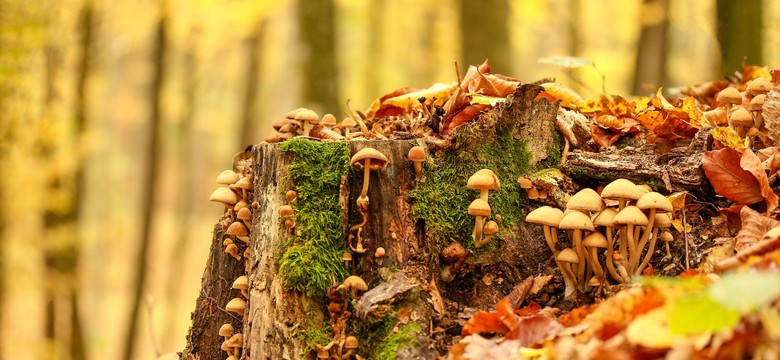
[[563, 127, 711, 194]]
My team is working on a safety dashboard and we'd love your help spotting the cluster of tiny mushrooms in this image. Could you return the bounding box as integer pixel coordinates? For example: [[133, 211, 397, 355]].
[[208, 169, 254, 360], [711, 78, 773, 141], [525, 178, 675, 297]]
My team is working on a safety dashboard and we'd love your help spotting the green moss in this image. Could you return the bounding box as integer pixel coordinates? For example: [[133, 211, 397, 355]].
[[409, 122, 532, 249], [350, 313, 421, 360], [374, 322, 422, 360], [544, 123, 563, 166], [278, 139, 350, 298]]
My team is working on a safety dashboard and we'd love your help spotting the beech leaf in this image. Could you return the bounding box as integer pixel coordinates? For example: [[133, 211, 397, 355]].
[[503, 315, 563, 346], [733, 206, 780, 252], [740, 148, 779, 212], [702, 148, 764, 206]]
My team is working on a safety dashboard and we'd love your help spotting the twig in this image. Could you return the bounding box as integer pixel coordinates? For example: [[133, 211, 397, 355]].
[[454, 61, 462, 84], [683, 206, 690, 270]]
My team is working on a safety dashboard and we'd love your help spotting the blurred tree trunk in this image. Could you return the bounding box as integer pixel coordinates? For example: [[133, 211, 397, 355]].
[[297, 0, 339, 114], [240, 19, 267, 147], [366, 0, 383, 98], [39, 3, 92, 359], [632, 0, 669, 95], [459, 0, 509, 73], [123, 2, 167, 359], [567, 0, 583, 93], [716, 0, 762, 75]]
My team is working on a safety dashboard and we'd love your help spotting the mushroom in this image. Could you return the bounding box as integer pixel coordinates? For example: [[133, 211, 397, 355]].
[[729, 106, 754, 138], [233, 275, 249, 298], [350, 147, 389, 211], [660, 230, 674, 258], [233, 199, 248, 213], [225, 297, 246, 316], [219, 323, 235, 342], [341, 117, 358, 138], [322, 113, 337, 130], [517, 176, 533, 190], [342, 252, 353, 268], [407, 146, 426, 180], [582, 232, 608, 280], [236, 207, 252, 228], [374, 247, 385, 265], [634, 192, 673, 274], [468, 198, 491, 245], [227, 221, 250, 243], [636, 213, 672, 274], [716, 86, 742, 115], [556, 248, 580, 297], [525, 206, 564, 256], [593, 208, 621, 283], [294, 108, 320, 136], [749, 94, 766, 129], [600, 179, 643, 266], [225, 243, 241, 260], [337, 275, 368, 298], [558, 211, 595, 289], [216, 170, 240, 185], [467, 168, 500, 202], [612, 252, 629, 282], [566, 188, 604, 215], [612, 205, 648, 277], [342, 335, 359, 359], [746, 77, 772, 97], [286, 190, 297, 203], [441, 242, 467, 264], [476, 220, 499, 248], [210, 187, 238, 209], [279, 205, 295, 228], [231, 176, 252, 200], [226, 333, 243, 357]]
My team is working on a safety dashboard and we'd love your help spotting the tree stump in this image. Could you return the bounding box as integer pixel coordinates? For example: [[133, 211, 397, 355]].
[[182, 84, 566, 359]]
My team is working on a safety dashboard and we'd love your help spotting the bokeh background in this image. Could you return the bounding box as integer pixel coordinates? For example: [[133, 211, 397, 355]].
[[0, 0, 777, 359]]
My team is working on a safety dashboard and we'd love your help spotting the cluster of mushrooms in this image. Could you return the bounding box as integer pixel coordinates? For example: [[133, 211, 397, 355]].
[[526, 178, 674, 297], [466, 169, 501, 248], [708, 78, 773, 141], [208, 169, 255, 359], [517, 176, 551, 201], [266, 107, 370, 143]]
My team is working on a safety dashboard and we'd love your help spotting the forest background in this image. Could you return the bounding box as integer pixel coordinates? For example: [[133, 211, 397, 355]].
[[0, 0, 776, 359]]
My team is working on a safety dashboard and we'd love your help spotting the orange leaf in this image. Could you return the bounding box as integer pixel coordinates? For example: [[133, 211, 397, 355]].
[[590, 125, 625, 148], [702, 148, 765, 206], [734, 206, 780, 252], [443, 103, 489, 134], [740, 148, 779, 212], [461, 311, 511, 336], [503, 315, 563, 346]]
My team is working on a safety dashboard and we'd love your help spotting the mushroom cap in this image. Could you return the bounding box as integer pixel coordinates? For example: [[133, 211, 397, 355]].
[[286, 107, 305, 119], [441, 242, 467, 263], [285, 190, 297, 203], [321, 113, 337, 127], [557, 248, 579, 263], [636, 192, 673, 213], [654, 213, 672, 228], [749, 94, 766, 111], [467, 169, 500, 191], [525, 206, 564, 227], [407, 146, 426, 162], [341, 275, 368, 292], [558, 210, 595, 232], [566, 188, 604, 213], [345, 335, 359, 349], [468, 198, 491, 217], [729, 106, 754, 127], [279, 205, 294, 217], [612, 205, 649, 226], [294, 108, 320, 124], [747, 78, 773, 95], [601, 179, 643, 201], [588, 276, 602, 287], [483, 220, 499, 235], [232, 176, 252, 190], [582, 232, 608, 248], [236, 207, 252, 221], [374, 247, 386, 258], [350, 148, 388, 169], [661, 231, 674, 242], [517, 177, 533, 189], [216, 170, 240, 185], [227, 333, 243, 347], [593, 208, 618, 227], [225, 297, 246, 314], [233, 199, 248, 212], [273, 118, 294, 131], [716, 86, 742, 105], [341, 117, 357, 128], [232, 275, 248, 290], [226, 221, 248, 236], [342, 252, 353, 262], [210, 187, 238, 204], [219, 323, 234, 337], [225, 243, 240, 256]]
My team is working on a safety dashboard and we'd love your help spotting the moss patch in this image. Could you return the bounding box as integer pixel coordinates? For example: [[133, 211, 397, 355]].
[[350, 313, 421, 360], [278, 139, 350, 298], [409, 122, 533, 249]]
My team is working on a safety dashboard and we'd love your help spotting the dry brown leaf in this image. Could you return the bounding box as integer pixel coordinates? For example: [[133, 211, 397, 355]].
[[427, 278, 445, 314], [740, 148, 778, 212], [734, 206, 780, 252], [541, 82, 584, 109], [702, 148, 765, 206]]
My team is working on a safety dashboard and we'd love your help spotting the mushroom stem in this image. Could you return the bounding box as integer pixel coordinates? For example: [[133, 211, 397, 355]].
[[614, 253, 629, 282], [633, 209, 656, 274], [558, 261, 577, 297], [542, 225, 559, 256], [473, 216, 485, 244], [413, 161, 422, 178], [479, 189, 489, 202], [625, 224, 637, 279], [360, 158, 372, 198], [665, 240, 672, 258], [604, 228, 622, 283], [588, 247, 604, 277], [573, 231, 586, 290], [636, 227, 660, 275]]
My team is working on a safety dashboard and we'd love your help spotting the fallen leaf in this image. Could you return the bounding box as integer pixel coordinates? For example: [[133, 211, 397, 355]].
[[504, 315, 564, 347], [383, 82, 457, 110], [733, 206, 780, 252], [541, 82, 584, 109], [709, 127, 748, 149], [669, 292, 740, 335], [427, 279, 445, 314], [702, 148, 764, 206], [739, 148, 778, 212], [443, 103, 489, 134]]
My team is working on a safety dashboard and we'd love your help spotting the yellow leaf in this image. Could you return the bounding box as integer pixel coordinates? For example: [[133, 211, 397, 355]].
[[468, 92, 506, 106], [384, 82, 457, 109], [709, 127, 748, 149], [667, 191, 688, 213], [671, 219, 692, 233]]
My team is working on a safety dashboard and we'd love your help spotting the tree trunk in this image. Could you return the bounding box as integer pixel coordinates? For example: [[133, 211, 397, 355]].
[[459, 0, 510, 73], [240, 19, 267, 148], [716, 0, 762, 75], [297, 0, 339, 114], [632, 0, 670, 95], [183, 84, 561, 359]]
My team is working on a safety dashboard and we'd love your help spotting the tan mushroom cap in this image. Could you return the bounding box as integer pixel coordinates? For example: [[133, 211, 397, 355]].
[[350, 147, 389, 169], [749, 94, 766, 111], [660, 231, 674, 242], [374, 247, 386, 258], [593, 208, 618, 227], [225, 297, 246, 315], [467, 169, 501, 191], [219, 323, 234, 337], [468, 198, 491, 217], [232, 176, 252, 190], [441, 242, 467, 263], [557, 248, 580, 263], [558, 210, 595, 231], [525, 206, 564, 227], [342, 252, 353, 262], [582, 232, 608, 248], [729, 106, 754, 128], [232, 275, 248, 290], [408, 146, 426, 162], [636, 192, 673, 213], [279, 205, 294, 217], [654, 213, 672, 228], [341, 275, 368, 292], [236, 207, 251, 222], [612, 205, 649, 226], [483, 220, 499, 235], [518, 177, 533, 189], [285, 190, 297, 203], [587, 276, 602, 287], [341, 117, 357, 128], [226, 221, 248, 237], [321, 113, 337, 128], [716, 86, 742, 105], [286, 107, 305, 119], [216, 170, 240, 185], [747, 78, 773, 96], [345, 335, 359, 349], [210, 187, 238, 204], [294, 108, 320, 123], [566, 188, 604, 213], [227, 333, 243, 347], [601, 178, 643, 201]]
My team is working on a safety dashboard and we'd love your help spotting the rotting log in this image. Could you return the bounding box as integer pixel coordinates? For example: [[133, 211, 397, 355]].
[[182, 83, 564, 359]]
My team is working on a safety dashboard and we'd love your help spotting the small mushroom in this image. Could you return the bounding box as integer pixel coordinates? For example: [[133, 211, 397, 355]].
[[468, 199, 491, 245], [441, 242, 467, 264], [350, 147, 389, 210], [216, 170, 240, 185], [236, 207, 252, 227], [226, 333, 243, 357], [210, 187, 238, 209], [746, 77, 772, 96], [374, 247, 386, 265], [566, 188, 604, 215], [729, 106, 754, 138], [593, 208, 621, 283], [556, 248, 579, 297], [322, 113, 337, 130], [219, 323, 235, 341], [582, 232, 608, 280], [467, 169, 500, 202], [716, 86, 742, 115], [341, 117, 358, 138], [749, 94, 766, 129], [407, 146, 426, 180], [286, 190, 297, 203], [294, 108, 320, 136], [660, 230, 674, 258], [634, 192, 673, 275], [227, 221, 250, 243], [476, 220, 499, 248], [225, 297, 246, 316], [337, 275, 368, 298], [233, 275, 249, 298], [231, 176, 252, 200], [225, 243, 241, 260], [342, 252, 353, 268], [612, 206, 648, 278], [342, 335, 359, 359], [280, 205, 295, 228]]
